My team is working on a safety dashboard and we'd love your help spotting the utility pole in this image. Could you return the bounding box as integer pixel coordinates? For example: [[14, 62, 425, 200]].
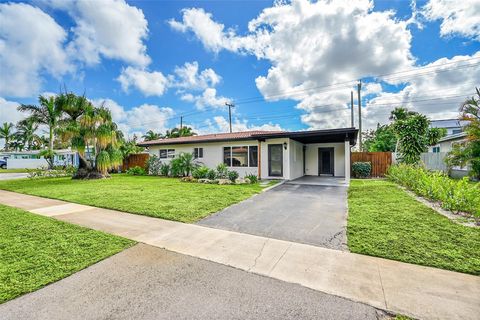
[[180, 116, 183, 130], [225, 102, 235, 133], [357, 80, 362, 151], [350, 91, 354, 127]]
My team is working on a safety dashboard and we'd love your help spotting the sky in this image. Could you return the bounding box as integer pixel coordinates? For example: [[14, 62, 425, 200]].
[[0, 0, 479, 143]]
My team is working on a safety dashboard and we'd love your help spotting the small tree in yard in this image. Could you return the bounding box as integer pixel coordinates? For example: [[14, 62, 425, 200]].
[[390, 107, 445, 164], [445, 88, 480, 179]]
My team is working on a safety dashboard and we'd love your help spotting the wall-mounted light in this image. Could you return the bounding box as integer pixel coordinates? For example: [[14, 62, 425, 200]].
[[283, 142, 287, 150]]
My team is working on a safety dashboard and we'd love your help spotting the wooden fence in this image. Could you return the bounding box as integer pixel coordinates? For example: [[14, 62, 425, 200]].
[[123, 153, 149, 171], [351, 152, 392, 177]]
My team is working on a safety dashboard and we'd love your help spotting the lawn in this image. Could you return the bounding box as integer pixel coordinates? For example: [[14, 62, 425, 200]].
[[0, 169, 29, 173], [348, 179, 480, 275], [0, 204, 134, 303], [0, 175, 268, 223]]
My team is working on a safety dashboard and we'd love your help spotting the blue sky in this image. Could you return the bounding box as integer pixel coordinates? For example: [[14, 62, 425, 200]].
[[0, 0, 479, 140]]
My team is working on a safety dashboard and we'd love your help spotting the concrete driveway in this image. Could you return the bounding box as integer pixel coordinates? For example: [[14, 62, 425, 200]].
[[0, 244, 382, 320], [198, 180, 348, 250], [0, 173, 29, 180]]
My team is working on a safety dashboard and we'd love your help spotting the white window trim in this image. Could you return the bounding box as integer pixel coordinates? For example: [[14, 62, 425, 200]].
[[223, 145, 258, 168], [159, 148, 175, 159]]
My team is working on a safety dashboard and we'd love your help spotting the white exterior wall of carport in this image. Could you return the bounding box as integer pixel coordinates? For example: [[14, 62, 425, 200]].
[[304, 142, 346, 177]]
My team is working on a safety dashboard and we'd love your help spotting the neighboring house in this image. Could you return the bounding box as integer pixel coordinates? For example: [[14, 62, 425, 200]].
[[423, 132, 468, 177], [138, 128, 358, 181], [0, 149, 79, 169], [428, 132, 467, 154], [430, 119, 468, 136]]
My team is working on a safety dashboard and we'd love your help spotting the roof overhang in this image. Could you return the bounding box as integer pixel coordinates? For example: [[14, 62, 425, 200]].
[[254, 128, 358, 145]]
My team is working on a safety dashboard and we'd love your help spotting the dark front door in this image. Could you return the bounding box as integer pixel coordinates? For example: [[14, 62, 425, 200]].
[[318, 148, 334, 176], [268, 144, 283, 177]]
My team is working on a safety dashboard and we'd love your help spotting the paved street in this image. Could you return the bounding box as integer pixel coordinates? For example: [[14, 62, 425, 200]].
[[0, 244, 383, 320], [0, 173, 28, 180]]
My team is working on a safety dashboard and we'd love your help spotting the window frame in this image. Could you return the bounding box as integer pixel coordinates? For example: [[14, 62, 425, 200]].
[[223, 145, 258, 167], [159, 148, 175, 159], [194, 147, 204, 159]]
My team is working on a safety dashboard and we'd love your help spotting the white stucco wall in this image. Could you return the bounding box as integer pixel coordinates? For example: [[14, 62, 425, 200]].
[[304, 142, 345, 177], [147, 140, 258, 177]]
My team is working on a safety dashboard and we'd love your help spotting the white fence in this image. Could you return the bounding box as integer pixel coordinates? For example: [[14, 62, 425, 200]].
[[7, 158, 49, 169], [420, 152, 448, 172]]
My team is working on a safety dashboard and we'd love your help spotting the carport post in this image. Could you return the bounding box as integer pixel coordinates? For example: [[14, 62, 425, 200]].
[[344, 140, 350, 182]]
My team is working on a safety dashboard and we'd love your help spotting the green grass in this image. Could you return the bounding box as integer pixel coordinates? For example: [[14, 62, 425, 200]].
[[0, 204, 134, 303], [0, 169, 29, 173], [0, 175, 267, 223], [348, 179, 480, 275]]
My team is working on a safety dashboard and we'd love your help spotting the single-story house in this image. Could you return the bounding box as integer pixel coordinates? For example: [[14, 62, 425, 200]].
[[0, 149, 79, 169], [428, 131, 467, 153], [138, 128, 358, 181]]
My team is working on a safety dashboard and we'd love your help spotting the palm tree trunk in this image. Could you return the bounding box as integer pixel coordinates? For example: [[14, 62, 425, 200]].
[[48, 126, 54, 169]]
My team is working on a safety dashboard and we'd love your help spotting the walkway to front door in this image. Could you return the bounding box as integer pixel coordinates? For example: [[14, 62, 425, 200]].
[[197, 181, 348, 250]]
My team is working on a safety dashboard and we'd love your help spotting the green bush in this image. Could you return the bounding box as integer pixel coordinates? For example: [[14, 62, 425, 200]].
[[126, 166, 146, 176], [387, 164, 480, 219], [216, 163, 229, 179], [352, 162, 372, 178], [159, 162, 170, 176], [207, 169, 217, 180], [192, 166, 209, 179], [245, 173, 258, 184], [228, 170, 239, 182], [147, 155, 162, 175]]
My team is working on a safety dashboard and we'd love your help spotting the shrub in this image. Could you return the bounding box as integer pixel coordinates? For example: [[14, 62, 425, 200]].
[[169, 153, 198, 177], [216, 163, 228, 179], [147, 155, 162, 175], [352, 162, 371, 178], [170, 158, 183, 177], [192, 166, 209, 179], [28, 167, 74, 179], [387, 164, 480, 219], [228, 170, 239, 182], [126, 166, 146, 176], [160, 162, 170, 176], [245, 173, 258, 184], [207, 169, 217, 180]]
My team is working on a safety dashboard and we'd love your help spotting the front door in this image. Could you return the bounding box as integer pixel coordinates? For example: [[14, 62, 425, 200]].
[[318, 148, 334, 176], [268, 144, 283, 177]]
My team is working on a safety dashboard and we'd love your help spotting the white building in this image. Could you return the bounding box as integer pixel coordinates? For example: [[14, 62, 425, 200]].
[[0, 149, 79, 169], [139, 128, 358, 182]]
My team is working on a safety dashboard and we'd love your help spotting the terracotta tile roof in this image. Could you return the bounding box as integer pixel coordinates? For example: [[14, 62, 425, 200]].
[[138, 130, 285, 146]]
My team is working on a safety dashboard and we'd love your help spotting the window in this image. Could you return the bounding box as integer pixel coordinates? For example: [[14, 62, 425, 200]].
[[432, 146, 440, 153], [224, 146, 257, 167], [232, 146, 248, 167], [452, 129, 462, 134], [159, 149, 175, 159], [194, 147, 203, 159], [249, 146, 258, 167]]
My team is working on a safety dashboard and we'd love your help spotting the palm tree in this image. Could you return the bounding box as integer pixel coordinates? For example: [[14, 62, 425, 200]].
[[0, 122, 14, 151], [142, 130, 163, 141], [165, 126, 196, 138], [15, 118, 39, 150], [18, 95, 64, 167]]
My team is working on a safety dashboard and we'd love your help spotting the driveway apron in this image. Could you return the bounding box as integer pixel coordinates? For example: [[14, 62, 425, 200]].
[[198, 182, 348, 250]]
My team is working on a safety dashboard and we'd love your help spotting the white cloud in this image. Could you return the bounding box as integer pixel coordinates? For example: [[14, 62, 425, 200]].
[[213, 116, 283, 132], [181, 88, 230, 109], [170, 0, 415, 129], [48, 0, 151, 66], [117, 67, 170, 96], [422, 0, 480, 41], [173, 61, 221, 90], [0, 3, 72, 97], [92, 98, 174, 137], [0, 97, 23, 148]]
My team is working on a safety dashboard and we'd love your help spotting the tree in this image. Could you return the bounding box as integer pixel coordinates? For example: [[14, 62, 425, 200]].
[[15, 118, 39, 150], [142, 130, 163, 141], [0, 122, 15, 151], [391, 107, 446, 164], [165, 126, 196, 138], [363, 124, 397, 152], [445, 87, 480, 179], [18, 95, 63, 168]]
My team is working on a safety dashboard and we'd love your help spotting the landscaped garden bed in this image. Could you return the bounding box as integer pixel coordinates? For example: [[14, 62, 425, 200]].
[[0, 204, 133, 303], [348, 179, 480, 275]]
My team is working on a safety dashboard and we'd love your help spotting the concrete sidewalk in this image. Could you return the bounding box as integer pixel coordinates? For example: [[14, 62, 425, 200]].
[[1, 190, 479, 320]]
